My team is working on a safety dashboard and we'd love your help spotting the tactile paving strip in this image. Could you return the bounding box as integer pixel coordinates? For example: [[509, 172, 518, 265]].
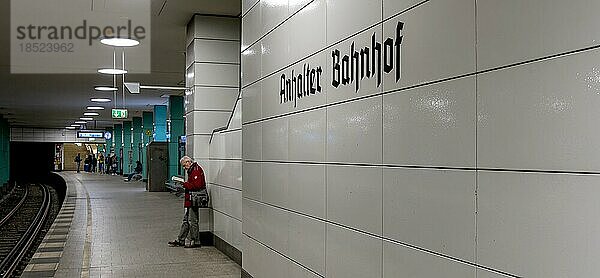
[[21, 201, 75, 278]]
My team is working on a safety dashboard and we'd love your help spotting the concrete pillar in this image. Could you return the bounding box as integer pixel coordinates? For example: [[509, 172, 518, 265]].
[[169, 96, 184, 178], [153, 105, 167, 142], [142, 111, 153, 179], [114, 124, 123, 174], [132, 116, 143, 169], [122, 121, 132, 175]]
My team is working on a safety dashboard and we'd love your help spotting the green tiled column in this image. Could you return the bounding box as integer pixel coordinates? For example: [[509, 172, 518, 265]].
[[0, 116, 8, 186], [142, 111, 153, 179], [105, 127, 113, 154], [114, 124, 123, 174], [153, 105, 167, 142], [123, 121, 133, 175], [168, 96, 184, 179], [132, 117, 142, 169]]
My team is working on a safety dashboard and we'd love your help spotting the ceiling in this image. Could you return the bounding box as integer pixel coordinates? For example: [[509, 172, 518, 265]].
[[0, 0, 240, 129]]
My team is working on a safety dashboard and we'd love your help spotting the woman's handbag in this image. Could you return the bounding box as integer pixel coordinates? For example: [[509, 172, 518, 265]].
[[190, 188, 209, 208]]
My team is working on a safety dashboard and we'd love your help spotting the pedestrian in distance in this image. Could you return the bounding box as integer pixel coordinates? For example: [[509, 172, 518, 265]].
[[168, 156, 206, 248], [92, 154, 98, 173], [74, 153, 81, 173], [98, 153, 104, 174]]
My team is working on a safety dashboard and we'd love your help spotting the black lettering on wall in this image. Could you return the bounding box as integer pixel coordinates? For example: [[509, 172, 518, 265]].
[[395, 22, 404, 82], [383, 38, 393, 74], [371, 33, 382, 88], [279, 21, 404, 106], [279, 64, 324, 107], [332, 50, 340, 88], [280, 73, 286, 104]]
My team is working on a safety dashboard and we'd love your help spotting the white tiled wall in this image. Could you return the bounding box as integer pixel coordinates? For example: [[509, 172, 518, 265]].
[[240, 0, 600, 277], [186, 15, 241, 244]]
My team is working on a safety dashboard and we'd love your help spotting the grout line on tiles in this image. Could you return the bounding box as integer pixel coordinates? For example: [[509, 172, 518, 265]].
[[212, 207, 242, 222], [380, 3, 385, 276], [243, 160, 600, 176], [241, 0, 261, 19], [243, 195, 521, 278], [474, 0, 479, 274], [243, 232, 325, 277], [208, 182, 243, 193], [241, 0, 316, 54]]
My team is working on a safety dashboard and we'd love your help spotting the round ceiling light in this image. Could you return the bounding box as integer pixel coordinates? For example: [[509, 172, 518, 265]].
[[95, 86, 118, 91], [100, 38, 140, 47], [79, 117, 94, 121], [84, 112, 99, 116], [98, 68, 127, 75], [91, 98, 112, 103], [86, 106, 105, 110]]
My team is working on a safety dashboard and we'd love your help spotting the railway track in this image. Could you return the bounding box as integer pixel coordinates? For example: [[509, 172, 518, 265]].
[[0, 184, 51, 278]]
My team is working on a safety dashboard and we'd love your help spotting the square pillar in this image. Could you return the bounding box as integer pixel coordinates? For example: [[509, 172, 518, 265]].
[[154, 105, 167, 142], [122, 121, 133, 175], [169, 95, 184, 178], [113, 124, 123, 175], [142, 111, 153, 179]]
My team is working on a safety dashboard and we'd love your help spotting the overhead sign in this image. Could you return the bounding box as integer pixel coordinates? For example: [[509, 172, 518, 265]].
[[111, 108, 128, 119], [77, 130, 104, 138], [104, 131, 112, 140]]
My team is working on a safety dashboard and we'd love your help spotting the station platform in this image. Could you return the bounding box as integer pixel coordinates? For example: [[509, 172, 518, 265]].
[[22, 172, 240, 278]]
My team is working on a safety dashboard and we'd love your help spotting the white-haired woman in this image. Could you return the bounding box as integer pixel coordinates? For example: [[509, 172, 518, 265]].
[[168, 156, 206, 248]]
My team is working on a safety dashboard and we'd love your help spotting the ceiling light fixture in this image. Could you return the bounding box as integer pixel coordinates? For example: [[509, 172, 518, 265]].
[[91, 98, 112, 103], [98, 68, 127, 75], [94, 86, 118, 91], [101, 38, 140, 47], [86, 106, 105, 110], [75, 121, 87, 124], [65, 126, 76, 129], [84, 112, 99, 116], [71, 124, 82, 127], [79, 117, 94, 121]]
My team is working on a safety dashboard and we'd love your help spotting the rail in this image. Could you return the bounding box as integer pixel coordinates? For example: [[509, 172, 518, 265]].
[[0, 186, 28, 227], [0, 184, 51, 278]]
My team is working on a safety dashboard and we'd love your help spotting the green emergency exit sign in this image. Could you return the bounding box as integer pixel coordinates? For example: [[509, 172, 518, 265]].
[[112, 109, 128, 119]]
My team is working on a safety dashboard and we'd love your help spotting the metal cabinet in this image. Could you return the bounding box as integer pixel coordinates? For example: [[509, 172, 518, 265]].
[[146, 142, 168, 192]]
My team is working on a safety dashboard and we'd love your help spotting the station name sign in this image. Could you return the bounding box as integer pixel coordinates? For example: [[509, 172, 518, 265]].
[[77, 130, 104, 139], [280, 21, 404, 107]]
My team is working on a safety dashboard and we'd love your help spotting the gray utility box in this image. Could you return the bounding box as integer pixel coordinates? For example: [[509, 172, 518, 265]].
[[146, 141, 168, 192]]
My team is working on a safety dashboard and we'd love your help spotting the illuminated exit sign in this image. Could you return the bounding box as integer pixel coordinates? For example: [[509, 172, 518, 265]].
[[111, 109, 128, 119]]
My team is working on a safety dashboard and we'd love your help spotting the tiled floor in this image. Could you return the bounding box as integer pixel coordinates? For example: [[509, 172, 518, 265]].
[[24, 172, 240, 278]]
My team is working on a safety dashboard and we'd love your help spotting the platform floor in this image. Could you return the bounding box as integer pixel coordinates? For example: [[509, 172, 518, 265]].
[[23, 172, 240, 278]]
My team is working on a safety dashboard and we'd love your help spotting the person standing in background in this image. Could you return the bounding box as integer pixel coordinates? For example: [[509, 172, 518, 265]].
[[98, 153, 105, 174], [92, 154, 98, 173], [74, 153, 81, 173]]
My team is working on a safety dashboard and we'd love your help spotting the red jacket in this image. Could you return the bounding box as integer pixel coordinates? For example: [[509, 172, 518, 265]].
[[183, 162, 206, 207]]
